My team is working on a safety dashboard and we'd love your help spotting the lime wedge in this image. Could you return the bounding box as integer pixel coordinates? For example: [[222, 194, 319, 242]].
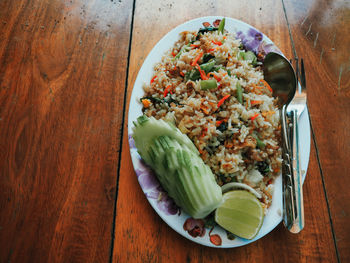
[[215, 190, 264, 239]]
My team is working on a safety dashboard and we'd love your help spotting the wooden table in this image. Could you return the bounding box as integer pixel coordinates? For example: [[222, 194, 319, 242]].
[[1, 0, 349, 262]]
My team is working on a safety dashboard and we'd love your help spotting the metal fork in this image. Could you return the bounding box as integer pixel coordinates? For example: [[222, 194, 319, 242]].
[[287, 58, 307, 233]]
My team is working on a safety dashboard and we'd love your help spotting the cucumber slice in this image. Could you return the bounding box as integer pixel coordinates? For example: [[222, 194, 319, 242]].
[[132, 116, 222, 219], [132, 116, 198, 164]]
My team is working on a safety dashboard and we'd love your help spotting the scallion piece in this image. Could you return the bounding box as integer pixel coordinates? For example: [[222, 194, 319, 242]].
[[218, 18, 225, 34], [200, 79, 217, 90], [236, 82, 243, 104], [253, 134, 266, 149], [200, 59, 216, 73], [175, 43, 190, 59]]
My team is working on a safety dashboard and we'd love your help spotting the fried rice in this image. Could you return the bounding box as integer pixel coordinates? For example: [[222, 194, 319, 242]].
[[139, 22, 282, 209]]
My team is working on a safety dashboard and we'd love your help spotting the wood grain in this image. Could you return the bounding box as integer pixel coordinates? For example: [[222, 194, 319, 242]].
[[112, 0, 337, 262], [284, 0, 350, 261], [0, 0, 133, 262]]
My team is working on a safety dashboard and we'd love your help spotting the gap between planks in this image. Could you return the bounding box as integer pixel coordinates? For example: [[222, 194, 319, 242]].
[[108, 0, 137, 262]]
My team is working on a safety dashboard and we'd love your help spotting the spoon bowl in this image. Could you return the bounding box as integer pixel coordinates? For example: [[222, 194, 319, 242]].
[[263, 52, 296, 108]]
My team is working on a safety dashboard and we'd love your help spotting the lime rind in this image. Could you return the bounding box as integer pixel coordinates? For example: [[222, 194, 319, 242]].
[[215, 190, 264, 240]]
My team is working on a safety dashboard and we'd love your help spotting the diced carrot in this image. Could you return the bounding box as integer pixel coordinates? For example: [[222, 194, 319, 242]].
[[212, 40, 223, 46], [260, 79, 273, 92], [250, 113, 259, 121], [224, 140, 234, 148], [150, 75, 157, 84], [208, 72, 221, 82], [273, 167, 280, 173], [141, 99, 151, 108], [200, 105, 209, 115], [208, 48, 215, 52], [207, 101, 215, 107], [163, 85, 172, 97], [191, 52, 203, 66], [200, 127, 208, 137], [180, 71, 185, 77], [217, 94, 230, 108], [195, 64, 208, 80], [216, 119, 227, 126], [251, 100, 262, 105]]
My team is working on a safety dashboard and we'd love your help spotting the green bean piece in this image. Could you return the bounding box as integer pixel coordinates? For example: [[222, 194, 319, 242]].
[[185, 68, 200, 81], [200, 79, 217, 90], [200, 59, 216, 74], [236, 82, 243, 104], [175, 43, 190, 59], [254, 134, 266, 149], [218, 18, 226, 34], [238, 51, 246, 60]]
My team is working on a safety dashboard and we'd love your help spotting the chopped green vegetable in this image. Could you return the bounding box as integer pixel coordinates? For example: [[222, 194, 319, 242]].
[[185, 60, 216, 81], [200, 79, 217, 90], [256, 161, 270, 175], [202, 53, 215, 63], [253, 134, 266, 149], [132, 116, 222, 219], [185, 68, 200, 81], [237, 50, 258, 66], [218, 18, 225, 34], [244, 51, 258, 66], [238, 51, 246, 60], [236, 82, 243, 104], [200, 59, 216, 73], [175, 43, 191, 59]]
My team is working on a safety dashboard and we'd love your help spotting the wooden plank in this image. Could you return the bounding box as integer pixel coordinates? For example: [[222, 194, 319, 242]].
[[0, 0, 133, 262], [113, 0, 337, 262], [283, 0, 350, 261]]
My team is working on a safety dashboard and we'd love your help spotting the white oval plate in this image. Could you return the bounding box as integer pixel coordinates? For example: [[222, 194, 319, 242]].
[[128, 16, 310, 248]]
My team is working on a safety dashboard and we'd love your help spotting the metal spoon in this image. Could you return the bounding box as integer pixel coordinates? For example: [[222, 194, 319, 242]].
[[263, 52, 299, 232]]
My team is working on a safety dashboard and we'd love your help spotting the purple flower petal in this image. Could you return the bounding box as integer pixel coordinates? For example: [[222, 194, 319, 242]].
[[157, 194, 179, 215], [146, 190, 160, 199], [236, 28, 264, 53], [247, 28, 260, 38], [129, 135, 136, 149], [244, 39, 260, 52], [138, 172, 160, 190]]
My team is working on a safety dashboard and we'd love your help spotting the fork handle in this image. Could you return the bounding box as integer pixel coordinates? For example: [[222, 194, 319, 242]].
[[289, 109, 305, 233], [281, 105, 295, 230]]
